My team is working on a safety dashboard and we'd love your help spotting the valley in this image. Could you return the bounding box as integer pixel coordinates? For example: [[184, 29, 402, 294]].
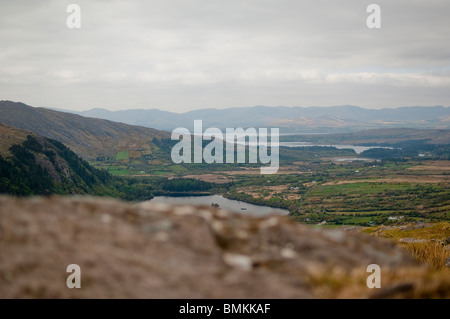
[[1, 100, 449, 297], [85, 142, 450, 226], [1, 101, 449, 228]]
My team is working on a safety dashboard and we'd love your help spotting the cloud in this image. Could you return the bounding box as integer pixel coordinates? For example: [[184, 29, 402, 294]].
[[0, 0, 449, 111]]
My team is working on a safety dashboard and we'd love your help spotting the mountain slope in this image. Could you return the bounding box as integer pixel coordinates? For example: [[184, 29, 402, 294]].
[[0, 124, 159, 199], [0, 124, 30, 158], [0, 101, 170, 160], [0, 124, 113, 196]]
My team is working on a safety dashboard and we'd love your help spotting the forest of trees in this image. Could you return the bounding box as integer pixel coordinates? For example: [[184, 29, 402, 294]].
[[0, 135, 221, 200], [0, 135, 157, 199], [160, 178, 213, 193], [0, 135, 112, 196], [360, 140, 450, 159], [0, 147, 54, 195]]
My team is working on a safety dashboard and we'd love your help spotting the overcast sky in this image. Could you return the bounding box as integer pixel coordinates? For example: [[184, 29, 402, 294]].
[[1, 0, 449, 112]]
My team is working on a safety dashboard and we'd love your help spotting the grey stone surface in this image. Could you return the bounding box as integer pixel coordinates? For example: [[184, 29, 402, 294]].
[[0, 196, 447, 298]]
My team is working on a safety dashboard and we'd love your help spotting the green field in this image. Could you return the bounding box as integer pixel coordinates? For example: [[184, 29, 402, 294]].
[[308, 182, 413, 196], [108, 166, 130, 176], [115, 151, 130, 161], [89, 143, 450, 227]]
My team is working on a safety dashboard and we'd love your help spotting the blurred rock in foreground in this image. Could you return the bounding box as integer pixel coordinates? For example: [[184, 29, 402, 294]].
[[0, 196, 449, 298]]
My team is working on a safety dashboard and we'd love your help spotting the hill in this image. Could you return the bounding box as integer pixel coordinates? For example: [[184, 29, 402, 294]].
[[0, 101, 170, 160], [0, 124, 158, 199], [0, 124, 31, 158], [0, 124, 112, 196], [69, 105, 450, 132]]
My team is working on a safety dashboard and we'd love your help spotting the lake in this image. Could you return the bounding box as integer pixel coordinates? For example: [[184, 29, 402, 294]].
[[278, 142, 394, 154], [193, 133, 393, 154], [149, 195, 290, 217]]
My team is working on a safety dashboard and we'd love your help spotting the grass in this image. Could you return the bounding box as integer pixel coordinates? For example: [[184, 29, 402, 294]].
[[363, 222, 450, 270], [152, 171, 171, 176], [301, 181, 449, 218], [337, 210, 396, 215], [368, 222, 450, 241], [169, 165, 189, 173], [401, 241, 450, 270], [108, 166, 130, 176], [344, 216, 374, 224], [309, 182, 413, 196], [91, 153, 450, 225], [115, 151, 130, 161]]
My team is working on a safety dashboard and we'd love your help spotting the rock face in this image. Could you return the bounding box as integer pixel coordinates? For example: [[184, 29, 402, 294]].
[[0, 196, 449, 299]]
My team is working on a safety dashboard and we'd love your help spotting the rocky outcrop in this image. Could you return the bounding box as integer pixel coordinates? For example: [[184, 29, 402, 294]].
[[0, 196, 449, 298]]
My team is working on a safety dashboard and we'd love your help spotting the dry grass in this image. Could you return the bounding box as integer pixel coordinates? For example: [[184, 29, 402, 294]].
[[0, 124, 30, 157], [400, 241, 450, 270], [307, 265, 450, 299], [364, 222, 450, 271], [367, 222, 450, 241], [408, 161, 450, 171]]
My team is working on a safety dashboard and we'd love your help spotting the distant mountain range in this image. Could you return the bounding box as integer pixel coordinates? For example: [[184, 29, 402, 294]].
[[0, 101, 169, 160], [65, 104, 450, 133], [1, 101, 449, 165]]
